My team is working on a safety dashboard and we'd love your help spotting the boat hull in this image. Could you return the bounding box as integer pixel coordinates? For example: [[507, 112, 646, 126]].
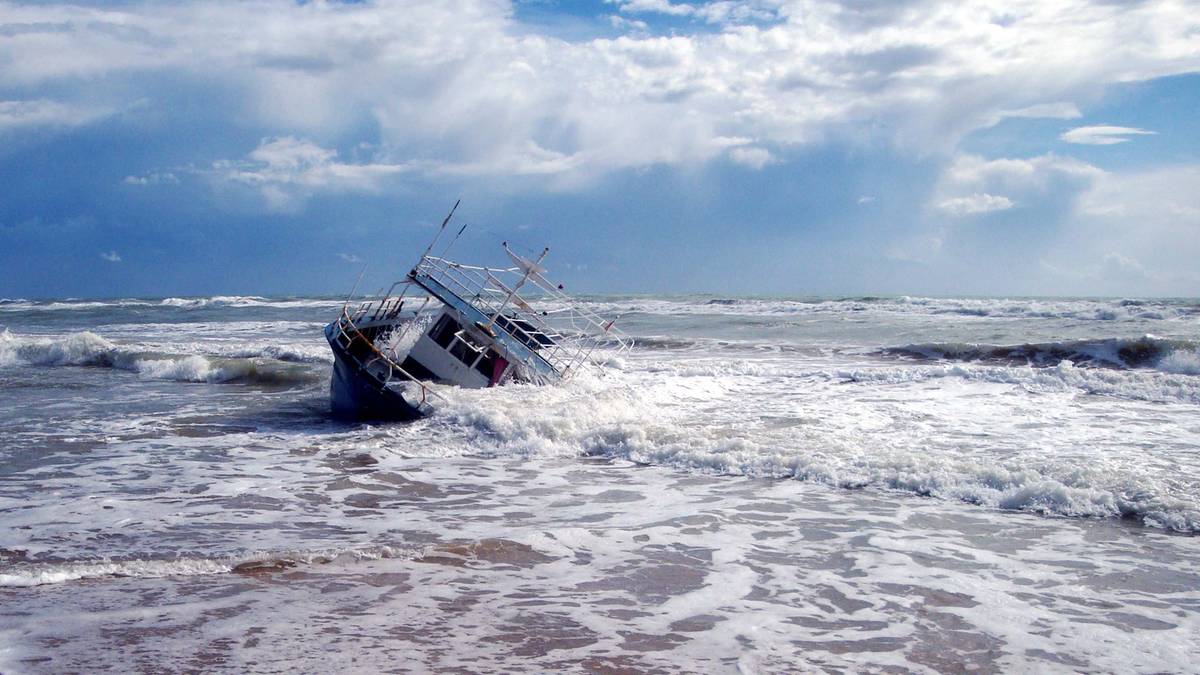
[[326, 323, 427, 422]]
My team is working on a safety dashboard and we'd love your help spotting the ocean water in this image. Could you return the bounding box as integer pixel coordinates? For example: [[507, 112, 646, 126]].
[[1, 294, 1198, 672]]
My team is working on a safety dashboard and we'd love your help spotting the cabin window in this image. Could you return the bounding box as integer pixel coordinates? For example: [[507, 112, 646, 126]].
[[473, 349, 497, 378], [495, 314, 555, 351], [449, 334, 479, 364], [430, 315, 460, 349]]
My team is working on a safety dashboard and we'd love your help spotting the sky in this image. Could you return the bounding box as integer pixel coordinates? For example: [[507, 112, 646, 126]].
[[1, 0, 1198, 299]]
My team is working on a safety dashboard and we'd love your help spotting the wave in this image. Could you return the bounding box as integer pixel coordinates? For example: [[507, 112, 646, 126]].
[[0, 544, 419, 587], [160, 295, 264, 308], [164, 296, 338, 309], [399, 364, 1200, 532], [831, 360, 1200, 405], [556, 296, 1200, 322], [0, 296, 340, 312], [158, 296, 343, 310], [628, 335, 703, 350], [0, 330, 322, 386], [881, 336, 1200, 373], [4, 294, 1196, 323], [0, 299, 157, 312], [221, 344, 333, 364]]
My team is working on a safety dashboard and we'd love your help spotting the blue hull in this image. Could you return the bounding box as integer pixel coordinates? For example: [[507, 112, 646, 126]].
[[326, 323, 426, 422]]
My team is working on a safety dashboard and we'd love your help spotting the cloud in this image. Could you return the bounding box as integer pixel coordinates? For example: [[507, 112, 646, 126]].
[[999, 102, 1082, 121], [609, 15, 650, 33], [609, 0, 781, 25], [212, 137, 411, 211], [728, 146, 775, 169], [0, 0, 1196, 186], [99, 250, 121, 263], [611, 0, 696, 18], [932, 153, 1104, 218], [936, 193, 1014, 216], [338, 253, 362, 264], [857, 195, 876, 204], [123, 172, 179, 186], [1060, 125, 1157, 145], [1013, 163, 1200, 295], [0, 99, 110, 131], [1098, 252, 1149, 282]]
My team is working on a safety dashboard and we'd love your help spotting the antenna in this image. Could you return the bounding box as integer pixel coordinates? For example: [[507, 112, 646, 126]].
[[417, 199, 460, 265], [342, 264, 368, 311], [439, 220, 469, 258]]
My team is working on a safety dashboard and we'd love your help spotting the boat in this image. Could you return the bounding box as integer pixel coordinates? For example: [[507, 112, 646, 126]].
[[324, 203, 632, 420]]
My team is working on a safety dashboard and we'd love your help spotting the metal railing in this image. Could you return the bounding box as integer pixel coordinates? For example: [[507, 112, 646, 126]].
[[329, 304, 442, 405], [413, 255, 632, 378]]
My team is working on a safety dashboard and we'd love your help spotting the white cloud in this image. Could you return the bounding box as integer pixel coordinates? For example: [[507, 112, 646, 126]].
[[1060, 125, 1156, 145], [99, 250, 121, 263], [1098, 252, 1149, 282], [857, 195, 876, 204], [213, 137, 411, 211], [609, 0, 781, 24], [1, 0, 1198, 183], [936, 193, 1014, 216], [338, 253, 362, 264], [933, 153, 1104, 217], [609, 15, 650, 33], [728, 146, 774, 169], [693, 2, 779, 25], [0, 99, 109, 131], [999, 102, 1082, 120], [1077, 164, 1200, 224], [1016, 163, 1200, 295], [123, 172, 179, 186], [612, 0, 696, 17]]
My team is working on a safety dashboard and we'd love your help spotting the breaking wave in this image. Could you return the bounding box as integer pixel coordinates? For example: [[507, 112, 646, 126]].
[[221, 344, 333, 364], [0, 296, 339, 312], [881, 336, 1200, 373], [832, 360, 1200, 405], [0, 330, 322, 386], [557, 296, 1200, 321], [384, 366, 1200, 533], [160, 296, 340, 309]]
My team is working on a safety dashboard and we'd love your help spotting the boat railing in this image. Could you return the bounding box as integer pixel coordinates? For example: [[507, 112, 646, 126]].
[[330, 305, 443, 405], [414, 255, 632, 377]]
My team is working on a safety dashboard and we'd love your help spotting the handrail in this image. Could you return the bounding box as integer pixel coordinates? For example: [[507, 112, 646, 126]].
[[412, 254, 633, 378], [337, 247, 633, 395], [334, 306, 445, 404]]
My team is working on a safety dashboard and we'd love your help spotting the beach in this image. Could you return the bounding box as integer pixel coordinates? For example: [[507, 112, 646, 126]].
[[2, 295, 1198, 672]]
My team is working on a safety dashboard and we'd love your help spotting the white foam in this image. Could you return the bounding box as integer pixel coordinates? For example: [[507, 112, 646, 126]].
[[0, 330, 321, 385], [159, 296, 338, 309], [0, 544, 420, 587], [833, 360, 1200, 405], [1158, 348, 1200, 375], [223, 343, 334, 363], [380, 353, 1200, 532], [0, 329, 117, 366], [553, 296, 1198, 322], [132, 355, 217, 382]]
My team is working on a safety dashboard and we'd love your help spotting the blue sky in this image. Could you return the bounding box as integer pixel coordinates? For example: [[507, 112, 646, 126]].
[[1, 0, 1198, 298]]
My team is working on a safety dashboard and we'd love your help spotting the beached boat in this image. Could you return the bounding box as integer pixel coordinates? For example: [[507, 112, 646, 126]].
[[324, 204, 632, 420]]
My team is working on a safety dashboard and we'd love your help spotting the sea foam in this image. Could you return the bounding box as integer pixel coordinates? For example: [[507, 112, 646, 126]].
[[399, 362, 1200, 532], [0, 544, 420, 587], [0, 330, 320, 386]]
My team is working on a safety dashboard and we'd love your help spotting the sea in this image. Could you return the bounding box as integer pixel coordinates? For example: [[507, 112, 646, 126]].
[[1, 294, 1198, 673]]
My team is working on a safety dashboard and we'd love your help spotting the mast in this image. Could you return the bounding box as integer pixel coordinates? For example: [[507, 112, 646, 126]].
[[484, 242, 549, 332], [412, 199, 460, 273]]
